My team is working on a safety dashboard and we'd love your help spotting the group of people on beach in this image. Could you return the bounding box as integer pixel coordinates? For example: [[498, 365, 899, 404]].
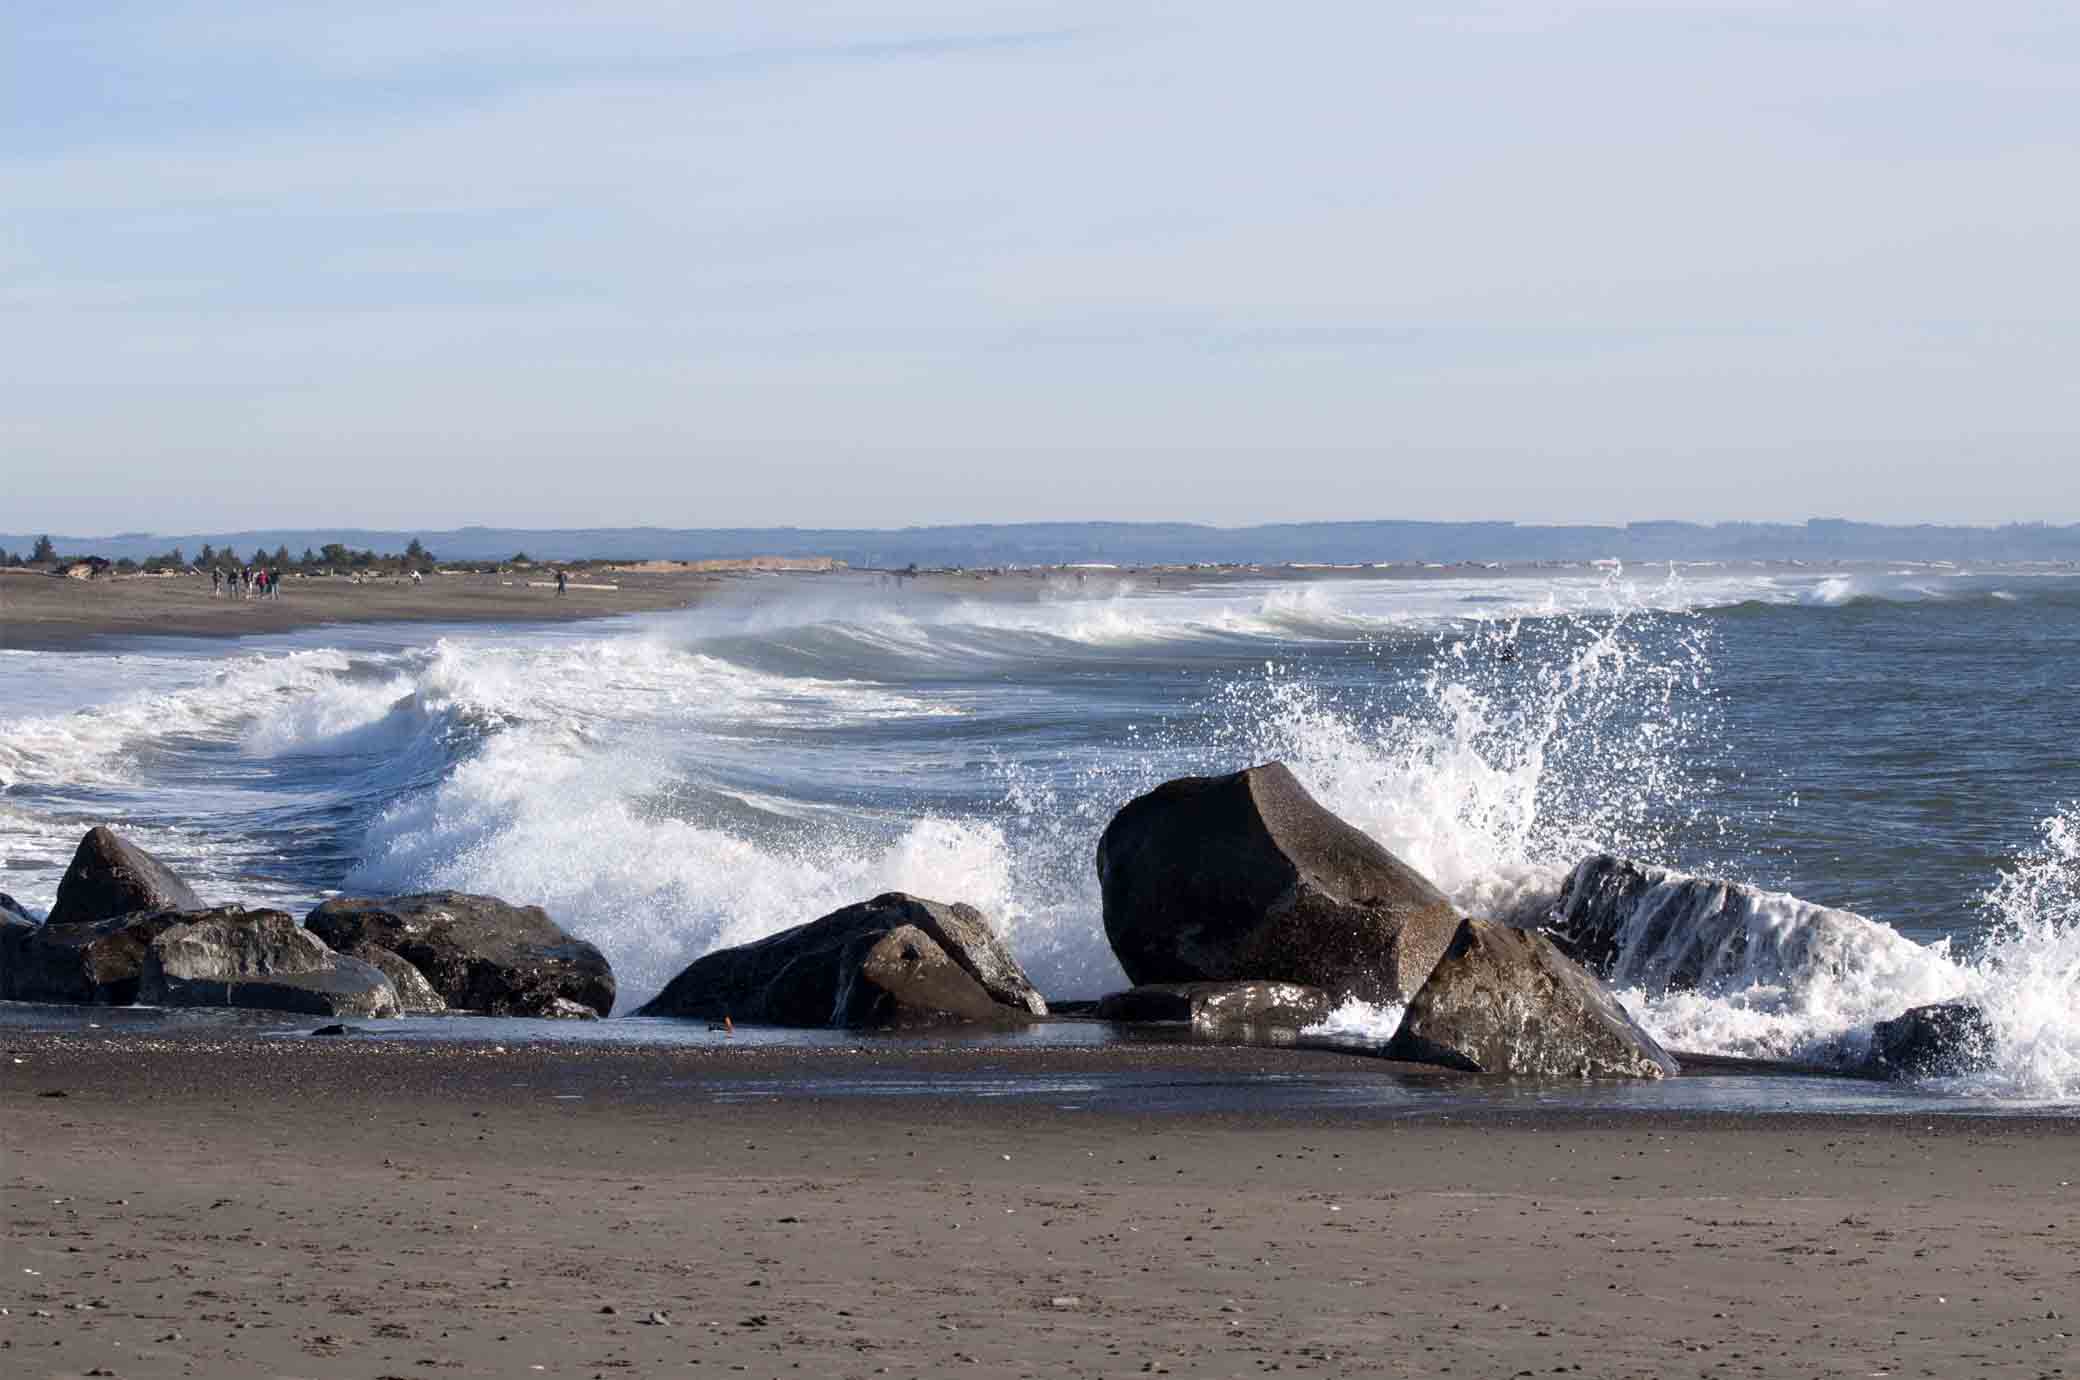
[[210, 566, 283, 600]]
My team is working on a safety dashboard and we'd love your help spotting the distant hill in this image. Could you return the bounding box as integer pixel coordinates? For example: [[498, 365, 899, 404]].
[[5, 519, 2080, 568]]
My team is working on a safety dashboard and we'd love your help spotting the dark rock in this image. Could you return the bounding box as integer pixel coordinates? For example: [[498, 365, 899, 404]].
[[306, 891, 614, 1018], [138, 908, 402, 1017], [46, 827, 203, 927], [1545, 854, 1904, 995], [339, 944, 446, 1014], [0, 908, 36, 996], [1, 911, 192, 1004], [1095, 981, 1332, 1032], [0, 892, 37, 924], [635, 892, 1045, 1027], [511, 994, 599, 1020], [1096, 762, 1461, 1004], [1861, 1001, 1994, 1079], [1387, 918, 1679, 1078], [310, 1024, 351, 1036]]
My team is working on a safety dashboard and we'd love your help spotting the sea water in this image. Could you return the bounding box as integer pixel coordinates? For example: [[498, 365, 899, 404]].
[[3, 564, 2075, 1109]]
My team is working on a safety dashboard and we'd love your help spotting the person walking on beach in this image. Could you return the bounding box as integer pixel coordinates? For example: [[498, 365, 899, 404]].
[[211, 567, 222, 598], [556, 569, 567, 597]]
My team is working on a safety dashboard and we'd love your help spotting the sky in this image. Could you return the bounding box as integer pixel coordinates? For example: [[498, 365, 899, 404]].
[[6, 1, 2079, 534]]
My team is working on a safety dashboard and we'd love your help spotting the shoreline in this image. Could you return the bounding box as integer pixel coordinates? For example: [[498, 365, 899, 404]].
[[6, 1034, 2075, 1379]]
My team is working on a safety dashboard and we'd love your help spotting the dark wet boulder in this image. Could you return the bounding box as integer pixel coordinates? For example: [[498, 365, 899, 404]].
[[1387, 919, 1679, 1078], [1545, 854, 1905, 996], [305, 891, 614, 1018], [336, 943, 447, 1014], [1, 892, 37, 924], [139, 908, 402, 1018], [45, 826, 203, 927], [1096, 762, 1461, 1004], [1, 911, 191, 1004], [0, 908, 38, 994], [832, 924, 1023, 1029], [635, 892, 1045, 1028], [1861, 1001, 1994, 1079], [1096, 981, 1332, 1032]]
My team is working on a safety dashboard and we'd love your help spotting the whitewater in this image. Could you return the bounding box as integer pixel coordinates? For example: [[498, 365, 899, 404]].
[[2, 564, 2075, 1105]]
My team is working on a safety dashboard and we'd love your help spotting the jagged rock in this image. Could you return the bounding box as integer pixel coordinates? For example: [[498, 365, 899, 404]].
[[1, 911, 192, 1004], [1544, 853, 1914, 995], [1095, 981, 1331, 1032], [306, 891, 614, 1018], [832, 924, 1021, 1029], [339, 943, 446, 1014], [1096, 762, 1461, 1004], [635, 892, 1045, 1027], [0, 892, 37, 924], [1388, 919, 1679, 1078], [139, 908, 401, 1018], [1862, 1001, 1994, 1079], [45, 827, 202, 927]]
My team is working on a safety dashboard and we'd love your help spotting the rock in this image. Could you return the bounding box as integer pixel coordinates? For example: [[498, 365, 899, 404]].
[[1, 911, 192, 1004], [635, 892, 1045, 1027], [45, 827, 202, 927], [833, 924, 1020, 1028], [1387, 918, 1679, 1078], [310, 1024, 351, 1036], [1861, 1001, 1994, 1079], [1095, 981, 1331, 1032], [306, 891, 614, 1018], [512, 994, 599, 1020], [0, 908, 36, 996], [339, 944, 447, 1014], [0, 892, 37, 924], [1096, 762, 1461, 1004], [138, 908, 402, 1017], [1544, 854, 1915, 996]]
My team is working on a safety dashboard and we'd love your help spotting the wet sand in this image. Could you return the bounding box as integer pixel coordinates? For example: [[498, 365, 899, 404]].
[[4, 1033, 2075, 1379], [0, 568, 742, 649]]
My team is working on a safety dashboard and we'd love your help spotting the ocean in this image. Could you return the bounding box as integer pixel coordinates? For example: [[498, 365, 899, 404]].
[[3, 563, 2075, 1109]]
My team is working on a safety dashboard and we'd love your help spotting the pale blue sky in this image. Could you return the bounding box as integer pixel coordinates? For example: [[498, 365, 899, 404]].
[[7, 2, 2078, 533]]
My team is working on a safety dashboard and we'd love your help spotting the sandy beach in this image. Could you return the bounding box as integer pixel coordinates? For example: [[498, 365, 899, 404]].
[[0, 568, 743, 649], [4, 1033, 2074, 1380]]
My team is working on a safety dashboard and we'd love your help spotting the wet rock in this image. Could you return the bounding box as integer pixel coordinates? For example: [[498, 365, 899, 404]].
[[1096, 762, 1461, 1004], [1387, 918, 1679, 1078], [511, 994, 599, 1020], [1545, 854, 1908, 995], [635, 892, 1045, 1027], [310, 1024, 352, 1036], [1095, 981, 1331, 1032], [139, 908, 403, 1017], [339, 944, 447, 1014], [0, 908, 36, 994], [45, 826, 203, 927], [0, 892, 37, 924], [1861, 1001, 1994, 1079], [1, 911, 192, 1004], [306, 891, 614, 1018]]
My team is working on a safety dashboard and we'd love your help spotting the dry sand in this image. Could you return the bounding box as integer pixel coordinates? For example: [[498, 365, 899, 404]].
[[4, 1034, 2075, 1379]]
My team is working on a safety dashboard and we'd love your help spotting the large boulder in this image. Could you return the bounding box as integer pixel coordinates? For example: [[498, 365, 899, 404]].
[[831, 924, 1022, 1029], [1387, 919, 1679, 1078], [0, 892, 37, 924], [336, 943, 447, 1014], [1861, 1001, 1994, 1079], [1096, 762, 1461, 1004], [635, 892, 1046, 1027], [138, 908, 402, 1018], [1544, 854, 1914, 995], [305, 891, 615, 1018], [1, 908, 38, 994], [45, 827, 203, 927], [1096, 981, 1331, 1032], [0, 910, 192, 1004]]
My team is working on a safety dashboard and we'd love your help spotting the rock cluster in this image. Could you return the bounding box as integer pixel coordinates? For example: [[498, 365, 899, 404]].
[[0, 827, 613, 1022]]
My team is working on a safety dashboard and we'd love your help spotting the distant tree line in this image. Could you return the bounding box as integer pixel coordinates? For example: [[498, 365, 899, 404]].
[[1, 533, 451, 576]]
